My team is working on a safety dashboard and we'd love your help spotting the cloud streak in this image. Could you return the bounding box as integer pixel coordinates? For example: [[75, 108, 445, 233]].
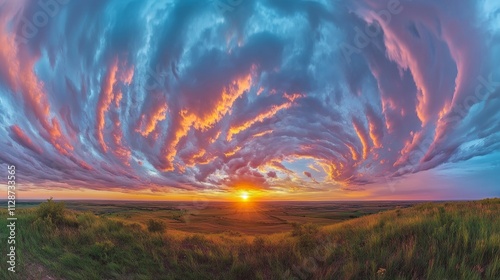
[[0, 0, 499, 198]]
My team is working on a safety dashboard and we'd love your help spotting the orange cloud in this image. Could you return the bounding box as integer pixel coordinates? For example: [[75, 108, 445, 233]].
[[252, 129, 273, 138], [227, 101, 293, 141], [137, 99, 168, 137], [158, 74, 253, 171], [111, 113, 131, 166], [10, 125, 43, 154], [352, 119, 370, 160], [346, 143, 359, 161], [96, 59, 119, 152], [0, 16, 73, 157]]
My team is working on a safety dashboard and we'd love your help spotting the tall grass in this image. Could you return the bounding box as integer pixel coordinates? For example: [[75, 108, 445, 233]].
[[0, 199, 499, 279]]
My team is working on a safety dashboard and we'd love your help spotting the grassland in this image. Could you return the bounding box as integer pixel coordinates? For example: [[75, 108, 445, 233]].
[[0, 199, 499, 279], [54, 200, 416, 235]]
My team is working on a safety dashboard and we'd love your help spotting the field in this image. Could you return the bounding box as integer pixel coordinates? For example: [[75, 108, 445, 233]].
[[57, 200, 418, 235], [0, 199, 499, 279]]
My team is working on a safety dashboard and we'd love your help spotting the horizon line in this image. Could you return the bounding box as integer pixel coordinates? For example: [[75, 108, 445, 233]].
[[8, 198, 498, 203]]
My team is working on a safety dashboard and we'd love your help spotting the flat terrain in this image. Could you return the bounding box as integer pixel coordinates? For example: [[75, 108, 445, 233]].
[[13, 200, 419, 235]]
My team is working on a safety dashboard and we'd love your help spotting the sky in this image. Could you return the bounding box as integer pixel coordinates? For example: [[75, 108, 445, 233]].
[[0, 0, 499, 201]]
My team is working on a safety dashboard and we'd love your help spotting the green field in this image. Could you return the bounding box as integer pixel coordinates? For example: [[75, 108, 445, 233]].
[[0, 199, 499, 279]]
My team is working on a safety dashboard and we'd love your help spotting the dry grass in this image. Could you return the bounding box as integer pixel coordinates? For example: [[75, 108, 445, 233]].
[[0, 199, 498, 279]]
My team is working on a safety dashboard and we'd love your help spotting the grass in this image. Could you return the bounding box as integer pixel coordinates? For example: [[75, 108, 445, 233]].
[[0, 199, 499, 279]]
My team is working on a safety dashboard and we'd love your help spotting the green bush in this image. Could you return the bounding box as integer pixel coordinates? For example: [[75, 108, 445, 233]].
[[147, 219, 166, 233], [36, 197, 66, 224], [77, 212, 98, 228]]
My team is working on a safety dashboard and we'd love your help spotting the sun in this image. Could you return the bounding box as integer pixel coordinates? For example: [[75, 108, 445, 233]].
[[240, 191, 249, 201]]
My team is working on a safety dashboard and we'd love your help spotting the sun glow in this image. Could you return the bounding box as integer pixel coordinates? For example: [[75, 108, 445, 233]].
[[240, 191, 249, 201]]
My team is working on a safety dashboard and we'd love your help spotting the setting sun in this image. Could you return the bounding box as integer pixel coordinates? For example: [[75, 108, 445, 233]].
[[240, 191, 249, 201]]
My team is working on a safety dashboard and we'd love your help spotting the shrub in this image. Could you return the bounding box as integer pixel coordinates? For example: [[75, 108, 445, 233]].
[[61, 213, 80, 228], [36, 197, 66, 224], [126, 223, 143, 231], [77, 212, 98, 228], [147, 219, 166, 233]]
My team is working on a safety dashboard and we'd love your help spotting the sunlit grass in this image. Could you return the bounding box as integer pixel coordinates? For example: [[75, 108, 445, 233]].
[[0, 199, 498, 279]]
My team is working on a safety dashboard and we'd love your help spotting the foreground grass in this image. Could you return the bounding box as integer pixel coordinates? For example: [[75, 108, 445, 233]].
[[1, 199, 499, 279]]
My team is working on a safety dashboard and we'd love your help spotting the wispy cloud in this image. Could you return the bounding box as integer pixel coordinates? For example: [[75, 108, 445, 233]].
[[0, 0, 498, 199]]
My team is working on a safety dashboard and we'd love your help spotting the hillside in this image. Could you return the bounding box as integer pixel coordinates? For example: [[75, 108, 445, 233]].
[[1, 199, 499, 279]]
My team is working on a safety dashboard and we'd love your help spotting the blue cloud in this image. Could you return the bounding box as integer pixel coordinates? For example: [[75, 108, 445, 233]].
[[0, 0, 498, 199]]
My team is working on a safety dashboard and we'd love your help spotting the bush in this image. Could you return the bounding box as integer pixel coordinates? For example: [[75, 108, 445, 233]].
[[147, 219, 166, 233], [126, 223, 143, 231], [61, 213, 80, 228], [77, 212, 98, 228], [37, 197, 66, 224]]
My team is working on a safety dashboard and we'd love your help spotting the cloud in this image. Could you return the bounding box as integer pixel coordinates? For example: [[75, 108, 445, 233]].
[[267, 171, 277, 178], [10, 125, 43, 155], [0, 0, 498, 198]]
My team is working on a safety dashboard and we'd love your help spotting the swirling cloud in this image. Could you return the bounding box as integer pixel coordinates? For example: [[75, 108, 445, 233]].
[[0, 0, 499, 199]]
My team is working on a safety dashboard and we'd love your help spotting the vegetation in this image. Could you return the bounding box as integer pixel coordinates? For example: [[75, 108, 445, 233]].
[[36, 198, 66, 224], [147, 219, 166, 233], [1, 199, 499, 279]]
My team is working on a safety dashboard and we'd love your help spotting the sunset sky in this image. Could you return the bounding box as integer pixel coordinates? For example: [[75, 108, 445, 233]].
[[0, 0, 499, 201]]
